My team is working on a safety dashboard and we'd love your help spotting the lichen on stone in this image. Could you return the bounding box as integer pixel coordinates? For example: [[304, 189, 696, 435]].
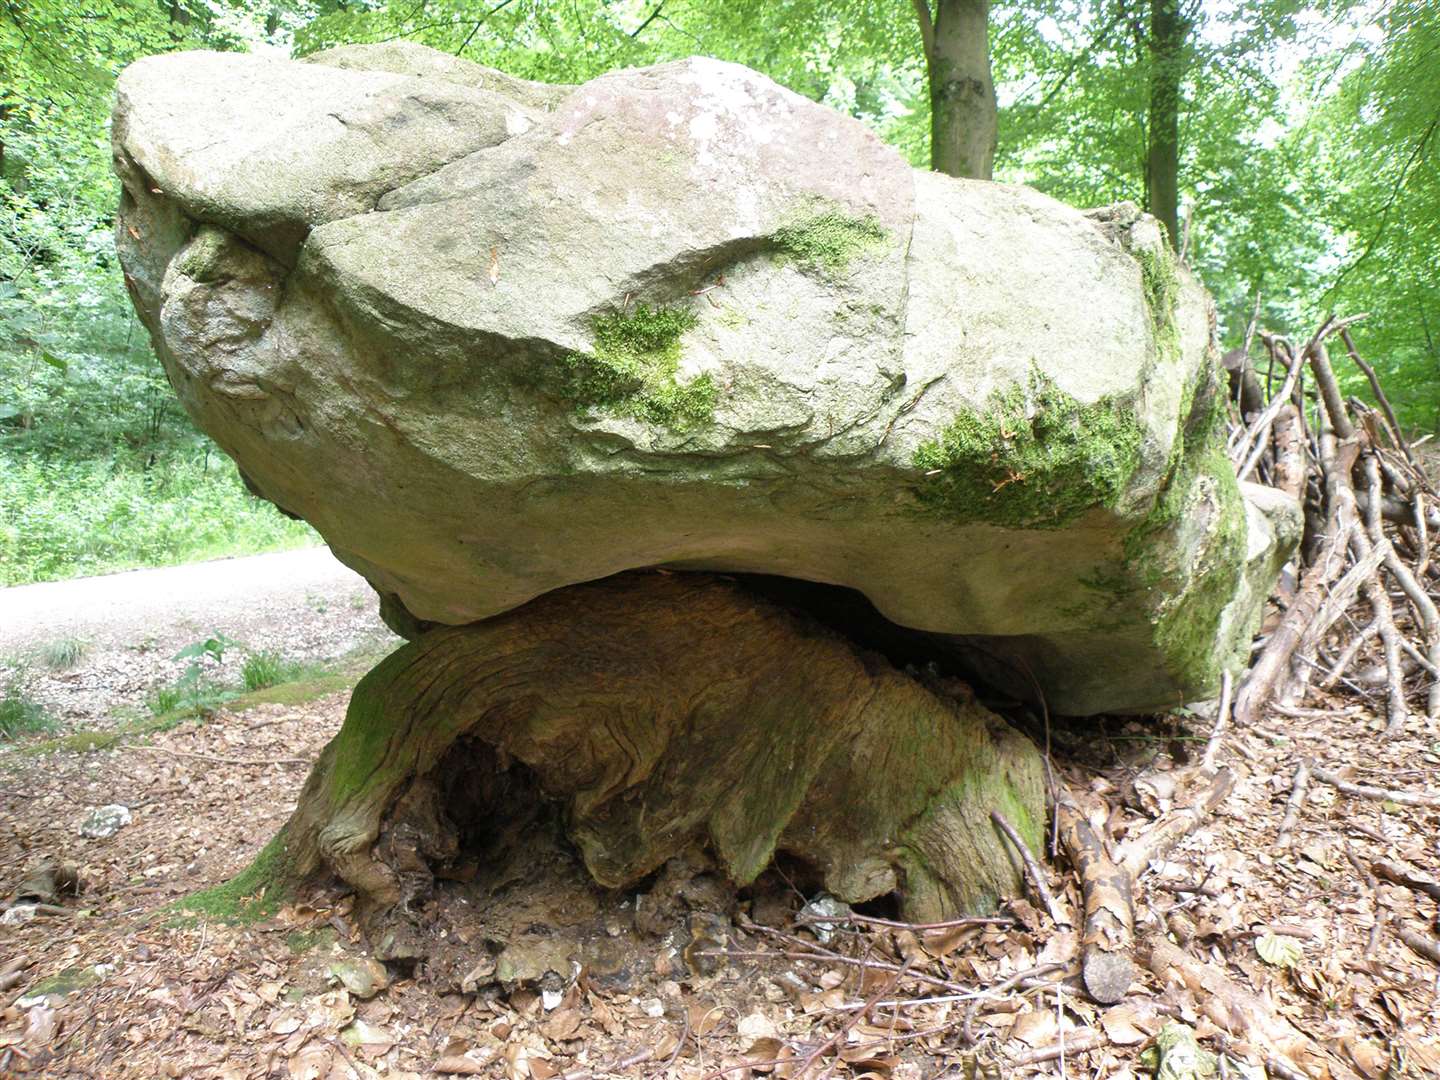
[[561, 304, 716, 428], [911, 370, 1144, 529], [772, 206, 887, 274]]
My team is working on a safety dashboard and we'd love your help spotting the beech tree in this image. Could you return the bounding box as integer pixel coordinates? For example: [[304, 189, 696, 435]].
[[911, 0, 998, 178]]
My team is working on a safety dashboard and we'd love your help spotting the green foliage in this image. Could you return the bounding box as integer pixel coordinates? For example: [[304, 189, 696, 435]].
[[1, 0, 311, 585], [146, 632, 237, 719], [0, 676, 53, 739], [562, 304, 715, 427], [912, 371, 1144, 528], [773, 208, 888, 273], [0, 454, 314, 585]]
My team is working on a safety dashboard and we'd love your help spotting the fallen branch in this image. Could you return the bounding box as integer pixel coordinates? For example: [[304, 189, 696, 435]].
[[1372, 859, 1440, 902], [1117, 767, 1235, 879], [1142, 934, 1358, 1080], [1397, 926, 1440, 966], [1055, 789, 1134, 1004]]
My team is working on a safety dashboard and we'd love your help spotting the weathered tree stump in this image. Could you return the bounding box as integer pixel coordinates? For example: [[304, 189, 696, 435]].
[[268, 573, 1043, 937]]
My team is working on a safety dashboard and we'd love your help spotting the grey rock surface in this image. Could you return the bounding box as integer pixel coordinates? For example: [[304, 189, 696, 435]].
[[113, 45, 1299, 713]]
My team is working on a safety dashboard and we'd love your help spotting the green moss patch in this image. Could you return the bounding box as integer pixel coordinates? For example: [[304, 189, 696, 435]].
[[912, 371, 1144, 528], [20, 967, 100, 1001], [1108, 372, 1248, 689], [562, 304, 716, 428], [1134, 228, 1182, 366], [174, 831, 292, 923], [773, 208, 887, 274]]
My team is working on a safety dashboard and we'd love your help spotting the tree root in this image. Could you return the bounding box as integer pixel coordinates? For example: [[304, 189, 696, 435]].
[[272, 573, 1046, 939]]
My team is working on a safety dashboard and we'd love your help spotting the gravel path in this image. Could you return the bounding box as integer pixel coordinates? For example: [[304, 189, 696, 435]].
[[0, 546, 398, 726]]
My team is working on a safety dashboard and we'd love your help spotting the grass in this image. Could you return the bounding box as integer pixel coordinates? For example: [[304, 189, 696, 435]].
[[241, 649, 298, 692], [38, 637, 88, 671], [0, 452, 316, 586], [0, 678, 53, 740], [18, 643, 389, 756]]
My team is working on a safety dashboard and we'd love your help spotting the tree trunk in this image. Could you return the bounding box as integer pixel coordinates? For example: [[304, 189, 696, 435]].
[[260, 574, 1044, 943], [1145, 0, 1188, 250], [915, 0, 997, 179]]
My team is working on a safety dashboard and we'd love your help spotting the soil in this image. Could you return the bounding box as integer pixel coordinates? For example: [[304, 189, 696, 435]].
[[1, 557, 1439, 1078]]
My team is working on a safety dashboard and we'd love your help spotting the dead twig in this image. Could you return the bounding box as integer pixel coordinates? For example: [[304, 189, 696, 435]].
[[1012, 1029, 1106, 1066], [1309, 764, 1440, 807], [1345, 845, 1384, 958], [961, 962, 1067, 1045], [129, 744, 312, 767], [1200, 671, 1232, 772], [1275, 760, 1312, 848], [990, 810, 1068, 928]]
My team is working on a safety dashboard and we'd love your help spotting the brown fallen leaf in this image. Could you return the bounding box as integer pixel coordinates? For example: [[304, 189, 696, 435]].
[[540, 1006, 581, 1042], [1008, 1008, 1059, 1048], [433, 1053, 494, 1075], [287, 1041, 332, 1080]]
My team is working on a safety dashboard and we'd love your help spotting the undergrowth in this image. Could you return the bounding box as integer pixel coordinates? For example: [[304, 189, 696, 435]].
[[0, 452, 315, 585]]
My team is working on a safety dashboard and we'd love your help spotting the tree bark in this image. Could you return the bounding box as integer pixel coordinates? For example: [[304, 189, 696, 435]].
[[1145, 0, 1189, 250], [267, 574, 1045, 938], [915, 0, 997, 179]]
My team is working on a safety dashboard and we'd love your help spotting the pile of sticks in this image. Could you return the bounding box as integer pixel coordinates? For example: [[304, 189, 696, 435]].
[[1226, 312, 1438, 733], [1048, 311, 1440, 1076]]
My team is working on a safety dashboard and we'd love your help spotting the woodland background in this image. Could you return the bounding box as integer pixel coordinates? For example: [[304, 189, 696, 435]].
[[2, 0, 1436, 585]]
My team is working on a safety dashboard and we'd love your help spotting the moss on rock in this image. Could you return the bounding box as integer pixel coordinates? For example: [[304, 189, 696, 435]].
[[1117, 370, 1249, 691], [561, 304, 716, 428], [772, 207, 887, 274], [912, 371, 1144, 528]]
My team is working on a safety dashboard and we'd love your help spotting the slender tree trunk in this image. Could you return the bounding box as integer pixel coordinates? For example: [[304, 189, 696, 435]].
[[914, 0, 997, 179], [1145, 0, 1188, 250]]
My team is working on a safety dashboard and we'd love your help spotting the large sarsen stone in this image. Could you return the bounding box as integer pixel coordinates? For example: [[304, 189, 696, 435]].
[[113, 45, 1298, 713]]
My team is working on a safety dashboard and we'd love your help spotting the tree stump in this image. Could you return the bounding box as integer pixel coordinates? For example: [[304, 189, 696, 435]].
[[266, 573, 1044, 938]]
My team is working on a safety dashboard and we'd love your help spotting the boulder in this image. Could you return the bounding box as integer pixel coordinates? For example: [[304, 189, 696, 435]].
[[113, 45, 1298, 714]]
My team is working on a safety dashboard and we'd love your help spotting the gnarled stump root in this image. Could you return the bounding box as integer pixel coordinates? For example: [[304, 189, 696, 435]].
[[272, 573, 1044, 927]]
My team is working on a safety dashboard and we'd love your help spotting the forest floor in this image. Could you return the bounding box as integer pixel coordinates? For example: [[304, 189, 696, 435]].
[[1, 563, 1439, 1078]]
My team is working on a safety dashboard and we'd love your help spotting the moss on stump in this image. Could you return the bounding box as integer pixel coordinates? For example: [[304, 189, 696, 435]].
[[267, 573, 1043, 931]]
